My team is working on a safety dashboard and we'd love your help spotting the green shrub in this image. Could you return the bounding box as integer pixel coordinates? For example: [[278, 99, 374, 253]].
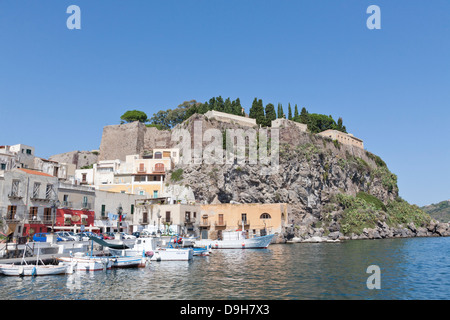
[[171, 168, 184, 182], [356, 192, 387, 211], [385, 198, 431, 228]]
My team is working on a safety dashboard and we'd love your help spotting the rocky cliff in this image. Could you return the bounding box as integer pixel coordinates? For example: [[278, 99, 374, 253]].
[[96, 114, 449, 242], [165, 114, 449, 242]]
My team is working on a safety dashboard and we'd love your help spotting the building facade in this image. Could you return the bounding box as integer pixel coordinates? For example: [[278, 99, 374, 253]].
[[317, 129, 364, 149], [0, 168, 59, 239]]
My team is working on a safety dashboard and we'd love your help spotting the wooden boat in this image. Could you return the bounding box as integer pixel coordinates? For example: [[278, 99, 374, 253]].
[[110, 255, 148, 268], [194, 233, 275, 249], [0, 245, 74, 276], [0, 263, 73, 276], [109, 237, 193, 261], [57, 255, 112, 272]]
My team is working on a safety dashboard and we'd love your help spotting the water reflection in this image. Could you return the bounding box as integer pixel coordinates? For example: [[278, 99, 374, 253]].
[[0, 237, 449, 299]]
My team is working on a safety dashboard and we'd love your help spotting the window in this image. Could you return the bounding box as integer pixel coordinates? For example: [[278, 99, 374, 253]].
[[165, 211, 171, 223], [260, 213, 271, 219], [26, 149, 32, 155], [131, 204, 134, 215], [7, 206, 17, 219], [82, 173, 87, 182], [0, 163, 5, 170], [46, 184, 53, 199], [32, 182, 41, 198], [153, 190, 158, 198], [241, 213, 247, 222], [154, 163, 164, 173], [29, 207, 38, 220], [44, 208, 52, 221], [154, 152, 162, 159], [101, 204, 106, 217], [10, 180, 20, 197]]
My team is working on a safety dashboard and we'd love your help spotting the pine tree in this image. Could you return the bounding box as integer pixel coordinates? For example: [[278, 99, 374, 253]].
[[288, 103, 292, 120]]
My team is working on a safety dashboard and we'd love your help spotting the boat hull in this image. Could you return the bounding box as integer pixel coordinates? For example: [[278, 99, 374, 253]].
[[0, 264, 71, 276], [194, 234, 275, 249], [110, 256, 148, 268], [58, 257, 112, 272], [149, 248, 193, 261]]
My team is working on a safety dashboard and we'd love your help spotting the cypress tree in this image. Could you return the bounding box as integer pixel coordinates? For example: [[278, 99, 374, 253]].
[[249, 98, 266, 126], [294, 104, 299, 121], [300, 107, 309, 124], [288, 103, 292, 120], [224, 97, 233, 114], [265, 103, 276, 127]]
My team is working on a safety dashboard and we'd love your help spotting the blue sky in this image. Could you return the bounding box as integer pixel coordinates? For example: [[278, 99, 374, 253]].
[[0, 1, 449, 206]]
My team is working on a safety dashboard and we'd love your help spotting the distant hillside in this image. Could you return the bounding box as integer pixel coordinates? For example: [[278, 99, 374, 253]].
[[421, 200, 450, 223]]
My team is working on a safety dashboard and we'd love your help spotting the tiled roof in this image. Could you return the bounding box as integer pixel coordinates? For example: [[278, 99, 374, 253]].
[[18, 168, 54, 177]]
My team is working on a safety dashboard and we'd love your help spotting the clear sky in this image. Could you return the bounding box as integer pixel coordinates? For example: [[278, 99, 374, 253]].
[[0, 0, 449, 207]]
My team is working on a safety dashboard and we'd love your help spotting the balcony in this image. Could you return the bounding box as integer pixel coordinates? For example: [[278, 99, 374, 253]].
[[161, 218, 172, 225], [214, 220, 227, 227], [30, 195, 51, 202], [7, 192, 22, 200], [152, 166, 166, 173], [237, 220, 250, 227], [199, 220, 210, 227], [137, 166, 147, 174]]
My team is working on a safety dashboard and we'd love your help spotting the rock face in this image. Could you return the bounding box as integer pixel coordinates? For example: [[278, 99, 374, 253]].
[[49, 150, 98, 169], [98, 121, 171, 161]]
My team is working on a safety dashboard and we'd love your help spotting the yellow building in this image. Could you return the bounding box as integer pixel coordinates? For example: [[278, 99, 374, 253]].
[[199, 203, 288, 240]]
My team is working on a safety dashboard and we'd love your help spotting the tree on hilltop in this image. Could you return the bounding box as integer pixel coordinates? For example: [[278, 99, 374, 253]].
[[120, 110, 148, 124]]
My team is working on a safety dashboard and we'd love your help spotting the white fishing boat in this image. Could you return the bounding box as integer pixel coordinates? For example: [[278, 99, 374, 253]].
[[0, 263, 73, 276], [109, 236, 193, 261], [110, 255, 148, 268], [58, 254, 112, 272], [194, 232, 276, 249], [0, 245, 74, 276], [150, 247, 193, 261]]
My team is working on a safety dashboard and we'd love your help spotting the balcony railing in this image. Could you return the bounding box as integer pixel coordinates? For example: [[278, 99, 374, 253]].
[[161, 218, 172, 225], [137, 166, 147, 174], [8, 192, 23, 199], [215, 220, 227, 227], [199, 220, 210, 227], [237, 220, 250, 226]]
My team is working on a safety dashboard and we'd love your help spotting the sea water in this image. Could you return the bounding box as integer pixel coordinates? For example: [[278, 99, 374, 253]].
[[0, 237, 449, 300]]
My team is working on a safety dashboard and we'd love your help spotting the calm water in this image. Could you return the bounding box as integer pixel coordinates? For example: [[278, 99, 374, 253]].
[[1, 237, 449, 300]]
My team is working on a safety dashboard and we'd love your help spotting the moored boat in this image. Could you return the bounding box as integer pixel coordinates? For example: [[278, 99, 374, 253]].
[[0, 263, 73, 276], [194, 233, 275, 249]]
